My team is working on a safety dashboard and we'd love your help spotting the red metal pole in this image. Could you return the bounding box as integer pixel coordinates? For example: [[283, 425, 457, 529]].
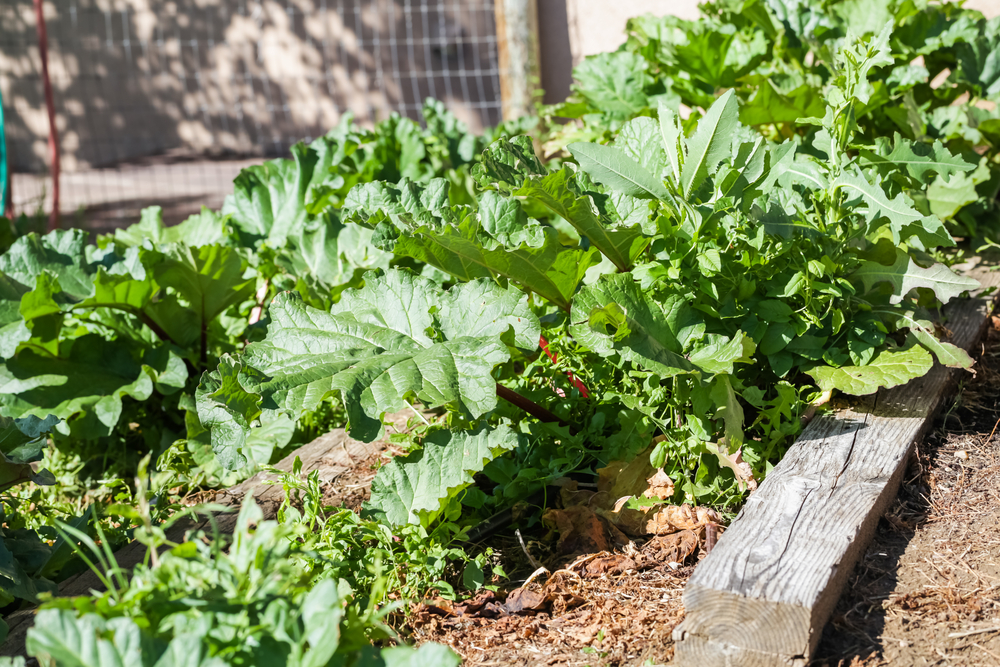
[[33, 0, 60, 231]]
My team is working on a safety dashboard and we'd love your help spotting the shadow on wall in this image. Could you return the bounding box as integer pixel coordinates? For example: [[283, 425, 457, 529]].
[[0, 0, 503, 173], [536, 0, 572, 104]]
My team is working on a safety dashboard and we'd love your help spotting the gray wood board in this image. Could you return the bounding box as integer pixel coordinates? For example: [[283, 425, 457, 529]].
[[0, 411, 413, 658], [673, 260, 1000, 667]]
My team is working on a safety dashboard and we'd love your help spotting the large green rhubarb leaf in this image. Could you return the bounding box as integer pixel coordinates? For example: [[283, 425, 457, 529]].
[[0, 335, 162, 440], [807, 341, 933, 395], [223, 142, 332, 248], [0, 230, 93, 301], [345, 180, 598, 310], [197, 269, 539, 468], [111, 206, 229, 248], [277, 217, 391, 299], [145, 244, 255, 350], [572, 51, 652, 119], [0, 272, 31, 358], [365, 424, 524, 526]]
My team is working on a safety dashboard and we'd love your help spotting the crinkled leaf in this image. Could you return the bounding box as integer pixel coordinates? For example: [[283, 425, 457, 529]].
[[222, 142, 329, 248], [364, 424, 524, 526], [199, 270, 536, 467], [345, 180, 597, 310], [572, 51, 651, 119]]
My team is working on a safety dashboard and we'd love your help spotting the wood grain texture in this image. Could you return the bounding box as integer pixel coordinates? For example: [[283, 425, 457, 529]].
[[0, 410, 415, 658], [674, 261, 1000, 667], [495, 0, 540, 121]]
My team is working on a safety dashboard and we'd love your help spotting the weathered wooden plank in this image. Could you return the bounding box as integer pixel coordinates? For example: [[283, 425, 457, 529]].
[[673, 260, 1000, 667], [0, 410, 416, 658], [495, 0, 540, 122]]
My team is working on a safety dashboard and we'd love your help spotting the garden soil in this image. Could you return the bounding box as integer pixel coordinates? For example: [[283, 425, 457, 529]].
[[410, 318, 1000, 667], [813, 319, 1000, 666]]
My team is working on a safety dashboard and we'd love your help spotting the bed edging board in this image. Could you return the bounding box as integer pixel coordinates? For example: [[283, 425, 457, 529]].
[[673, 259, 1000, 667]]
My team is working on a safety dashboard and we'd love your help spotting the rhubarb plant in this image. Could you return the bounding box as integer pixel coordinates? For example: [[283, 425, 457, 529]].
[[201, 30, 978, 525]]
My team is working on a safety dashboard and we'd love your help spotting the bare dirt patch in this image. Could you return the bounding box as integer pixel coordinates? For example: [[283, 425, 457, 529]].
[[408, 540, 694, 667], [813, 322, 1000, 666]]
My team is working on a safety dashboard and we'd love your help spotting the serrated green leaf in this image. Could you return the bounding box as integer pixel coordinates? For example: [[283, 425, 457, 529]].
[[516, 168, 649, 271], [831, 169, 923, 239], [859, 135, 975, 184], [807, 341, 932, 395], [364, 424, 523, 526], [568, 141, 669, 200], [852, 247, 979, 304]]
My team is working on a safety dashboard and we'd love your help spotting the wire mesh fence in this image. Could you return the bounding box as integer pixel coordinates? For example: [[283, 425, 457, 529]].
[[0, 0, 504, 229]]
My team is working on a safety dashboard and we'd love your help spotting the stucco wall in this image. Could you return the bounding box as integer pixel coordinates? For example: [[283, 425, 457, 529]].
[[1, 0, 502, 173]]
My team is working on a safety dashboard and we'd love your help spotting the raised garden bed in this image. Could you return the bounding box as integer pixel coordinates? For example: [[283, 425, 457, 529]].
[[674, 260, 1000, 667]]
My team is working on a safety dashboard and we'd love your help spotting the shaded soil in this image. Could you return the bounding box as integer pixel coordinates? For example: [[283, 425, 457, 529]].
[[813, 321, 1000, 666], [408, 540, 695, 666]]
